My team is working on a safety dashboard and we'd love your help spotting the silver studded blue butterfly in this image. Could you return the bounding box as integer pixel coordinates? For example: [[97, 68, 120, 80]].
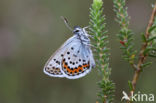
[[43, 24, 95, 79]]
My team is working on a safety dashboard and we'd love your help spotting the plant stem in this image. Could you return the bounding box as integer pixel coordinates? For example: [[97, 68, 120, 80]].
[[89, 0, 115, 102], [132, 2, 156, 92], [127, 3, 156, 103]]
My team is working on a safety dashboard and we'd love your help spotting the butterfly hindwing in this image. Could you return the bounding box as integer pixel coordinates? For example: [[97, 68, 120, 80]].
[[60, 41, 92, 79], [43, 36, 77, 77]]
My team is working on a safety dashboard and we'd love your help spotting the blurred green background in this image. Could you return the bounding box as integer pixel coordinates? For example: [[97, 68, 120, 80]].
[[0, 0, 156, 103]]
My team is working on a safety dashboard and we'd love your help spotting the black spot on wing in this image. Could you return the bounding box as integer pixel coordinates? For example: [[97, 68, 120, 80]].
[[71, 47, 74, 50], [67, 52, 70, 54]]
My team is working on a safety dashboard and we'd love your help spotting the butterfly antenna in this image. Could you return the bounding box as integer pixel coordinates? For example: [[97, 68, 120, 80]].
[[61, 16, 73, 31]]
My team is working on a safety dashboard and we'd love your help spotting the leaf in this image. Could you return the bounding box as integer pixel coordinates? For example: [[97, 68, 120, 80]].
[[128, 81, 133, 91], [143, 48, 151, 55], [148, 25, 156, 33], [148, 49, 156, 57], [148, 54, 156, 57], [140, 62, 152, 68], [141, 33, 147, 42], [144, 47, 156, 56], [147, 36, 156, 42]]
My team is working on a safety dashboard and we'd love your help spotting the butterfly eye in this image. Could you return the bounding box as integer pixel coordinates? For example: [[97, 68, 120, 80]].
[[74, 30, 79, 33]]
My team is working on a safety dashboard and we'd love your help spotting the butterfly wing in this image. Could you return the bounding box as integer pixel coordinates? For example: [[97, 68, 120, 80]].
[[43, 36, 77, 77], [61, 39, 95, 79]]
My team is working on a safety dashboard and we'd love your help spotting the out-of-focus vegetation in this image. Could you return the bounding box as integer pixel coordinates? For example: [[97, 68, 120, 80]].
[[114, 0, 156, 102], [0, 0, 155, 103]]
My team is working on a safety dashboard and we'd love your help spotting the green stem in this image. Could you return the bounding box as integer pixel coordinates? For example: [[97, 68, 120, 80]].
[[89, 0, 115, 102]]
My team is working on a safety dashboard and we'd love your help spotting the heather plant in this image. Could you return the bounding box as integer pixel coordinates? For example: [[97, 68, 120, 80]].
[[89, 0, 156, 102]]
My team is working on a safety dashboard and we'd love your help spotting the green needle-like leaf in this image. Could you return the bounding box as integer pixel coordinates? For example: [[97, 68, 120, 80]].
[[89, 0, 115, 102]]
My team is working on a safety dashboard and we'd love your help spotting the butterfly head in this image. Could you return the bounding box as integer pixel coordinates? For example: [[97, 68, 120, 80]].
[[73, 26, 82, 34], [73, 26, 89, 37]]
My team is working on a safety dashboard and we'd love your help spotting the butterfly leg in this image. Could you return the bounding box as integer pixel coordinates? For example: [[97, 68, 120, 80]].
[[82, 42, 96, 48], [83, 26, 89, 30]]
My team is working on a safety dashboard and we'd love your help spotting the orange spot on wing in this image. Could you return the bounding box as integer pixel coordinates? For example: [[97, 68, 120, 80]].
[[62, 60, 90, 74]]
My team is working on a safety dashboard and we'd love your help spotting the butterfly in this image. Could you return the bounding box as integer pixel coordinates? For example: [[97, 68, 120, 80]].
[[43, 17, 95, 79]]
